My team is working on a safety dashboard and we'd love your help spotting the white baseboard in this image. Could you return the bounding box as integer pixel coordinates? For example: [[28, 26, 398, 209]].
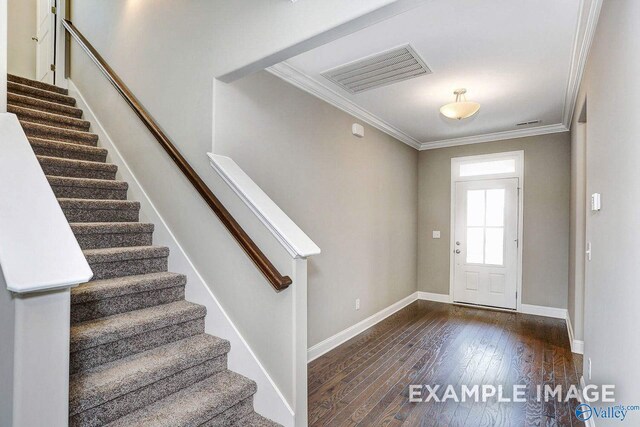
[[565, 313, 585, 354], [416, 291, 451, 303], [307, 292, 419, 363], [68, 80, 295, 426], [520, 303, 568, 319]]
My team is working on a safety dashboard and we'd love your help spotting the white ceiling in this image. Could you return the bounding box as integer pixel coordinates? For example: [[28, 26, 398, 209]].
[[272, 0, 592, 149]]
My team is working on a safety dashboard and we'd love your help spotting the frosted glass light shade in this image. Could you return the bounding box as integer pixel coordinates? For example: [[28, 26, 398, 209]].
[[440, 100, 481, 120]]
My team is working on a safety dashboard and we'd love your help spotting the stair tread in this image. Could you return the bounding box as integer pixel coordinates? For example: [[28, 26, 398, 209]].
[[71, 222, 154, 234], [58, 198, 139, 209], [47, 175, 128, 190], [105, 370, 257, 427], [8, 73, 68, 95], [8, 81, 76, 105], [70, 334, 230, 416], [234, 412, 281, 427], [71, 272, 187, 304], [30, 137, 107, 153], [8, 92, 83, 118], [37, 155, 117, 171], [9, 104, 90, 129], [71, 300, 206, 351], [83, 245, 169, 262], [19, 120, 98, 145]]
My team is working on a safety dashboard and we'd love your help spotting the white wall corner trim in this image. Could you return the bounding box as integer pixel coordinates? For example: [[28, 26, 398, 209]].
[[307, 292, 419, 363], [562, 0, 603, 128], [565, 312, 585, 355], [267, 62, 422, 150], [207, 153, 321, 259], [579, 376, 597, 427], [520, 303, 568, 320], [68, 80, 295, 426]]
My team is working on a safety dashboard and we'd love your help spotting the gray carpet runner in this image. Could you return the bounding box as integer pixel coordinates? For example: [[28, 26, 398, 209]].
[[7, 73, 280, 427]]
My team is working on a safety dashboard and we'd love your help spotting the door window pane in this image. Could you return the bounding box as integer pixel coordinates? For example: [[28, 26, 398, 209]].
[[459, 159, 516, 177], [485, 228, 504, 265], [486, 189, 505, 226], [467, 190, 485, 226], [466, 227, 484, 264]]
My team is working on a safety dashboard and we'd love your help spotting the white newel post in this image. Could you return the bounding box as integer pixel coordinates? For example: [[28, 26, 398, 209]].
[[0, 114, 93, 426], [13, 289, 72, 427]]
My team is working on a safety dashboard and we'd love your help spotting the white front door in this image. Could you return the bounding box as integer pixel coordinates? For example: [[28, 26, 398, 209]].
[[453, 178, 519, 309], [36, 0, 56, 83]]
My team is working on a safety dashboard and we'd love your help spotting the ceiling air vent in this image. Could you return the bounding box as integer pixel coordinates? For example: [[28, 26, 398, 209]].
[[321, 45, 431, 94]]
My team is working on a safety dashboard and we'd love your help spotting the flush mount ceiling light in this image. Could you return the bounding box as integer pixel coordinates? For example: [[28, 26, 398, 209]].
[[440, 88, 481, 120]]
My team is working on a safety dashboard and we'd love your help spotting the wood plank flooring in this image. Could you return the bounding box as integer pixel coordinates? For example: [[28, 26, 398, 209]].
[[308, 301, 583, 427]]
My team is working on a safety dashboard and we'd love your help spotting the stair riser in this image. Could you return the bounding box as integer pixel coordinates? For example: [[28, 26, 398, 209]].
[[31, 142, 108, 163], [8, 93, 83, 118], [12, 109, 90, 132], [71, 286, 185, 324], [61, 207, 140, 223], [70, 356, 227, 427], [50, 184, 127, 200], [70, 317, 204, 373], [22, 124, 98, 146], [75, 231, 153, 250], [8, 81, 76, 106], [202, 397, 254, 427], [88, 256, 168, 280], [39, 163, 117, 180]]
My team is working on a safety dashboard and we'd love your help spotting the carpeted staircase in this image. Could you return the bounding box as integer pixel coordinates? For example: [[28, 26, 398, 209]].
[[7, 74, 280, 427]]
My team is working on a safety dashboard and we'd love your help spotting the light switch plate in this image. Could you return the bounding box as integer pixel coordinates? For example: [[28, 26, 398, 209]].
[[591, 193, 601, 211], [432, 231, 441, 239]]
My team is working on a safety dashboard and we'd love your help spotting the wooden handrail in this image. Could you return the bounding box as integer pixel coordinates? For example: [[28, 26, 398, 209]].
[[62, 19, 292, 291]]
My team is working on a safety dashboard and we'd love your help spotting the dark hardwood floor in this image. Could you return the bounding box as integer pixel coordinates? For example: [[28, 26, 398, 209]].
[[308, 301, 583, 427]]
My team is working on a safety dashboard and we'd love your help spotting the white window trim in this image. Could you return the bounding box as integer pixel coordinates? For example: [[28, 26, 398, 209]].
[[449, 150, 525, 312]]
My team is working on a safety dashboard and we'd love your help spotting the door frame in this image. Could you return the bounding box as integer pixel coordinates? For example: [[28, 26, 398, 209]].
[[449, 150, 525, 311]]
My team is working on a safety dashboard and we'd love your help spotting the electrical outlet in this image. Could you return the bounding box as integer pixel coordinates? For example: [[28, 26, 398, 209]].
[[355, 298, 360, 310], [588, 358, 592, 380], [432, 231, 441, 239]]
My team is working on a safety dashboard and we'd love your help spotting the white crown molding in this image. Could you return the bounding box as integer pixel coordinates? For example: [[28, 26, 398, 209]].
[[418, 123, 569, 150], [267, 1, 602, 151], [267, 62, 422, 150], [562, 0, 603, 128]]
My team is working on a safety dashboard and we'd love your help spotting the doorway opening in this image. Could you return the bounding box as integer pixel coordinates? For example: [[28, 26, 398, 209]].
[[450, 151, 524, 310]]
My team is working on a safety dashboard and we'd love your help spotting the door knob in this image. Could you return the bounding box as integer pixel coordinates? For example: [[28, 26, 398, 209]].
[[455, 249, 461, 254], [456, 241, 461, 246]]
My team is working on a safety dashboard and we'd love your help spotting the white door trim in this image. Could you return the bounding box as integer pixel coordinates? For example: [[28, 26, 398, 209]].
[[449, 150, 525, 311]]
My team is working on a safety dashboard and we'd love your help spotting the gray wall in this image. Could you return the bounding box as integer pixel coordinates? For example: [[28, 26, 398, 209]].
[[576, 0, 640, 416], [417, 133, 571, 308], [8, 0, 35, 79], [215, 71, 419, 347]]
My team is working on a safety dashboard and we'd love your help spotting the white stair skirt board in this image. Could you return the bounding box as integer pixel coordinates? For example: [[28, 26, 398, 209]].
[[68, 80, 295, 426], [566, 312, 585, 355], [307, 292, 419, 363]]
